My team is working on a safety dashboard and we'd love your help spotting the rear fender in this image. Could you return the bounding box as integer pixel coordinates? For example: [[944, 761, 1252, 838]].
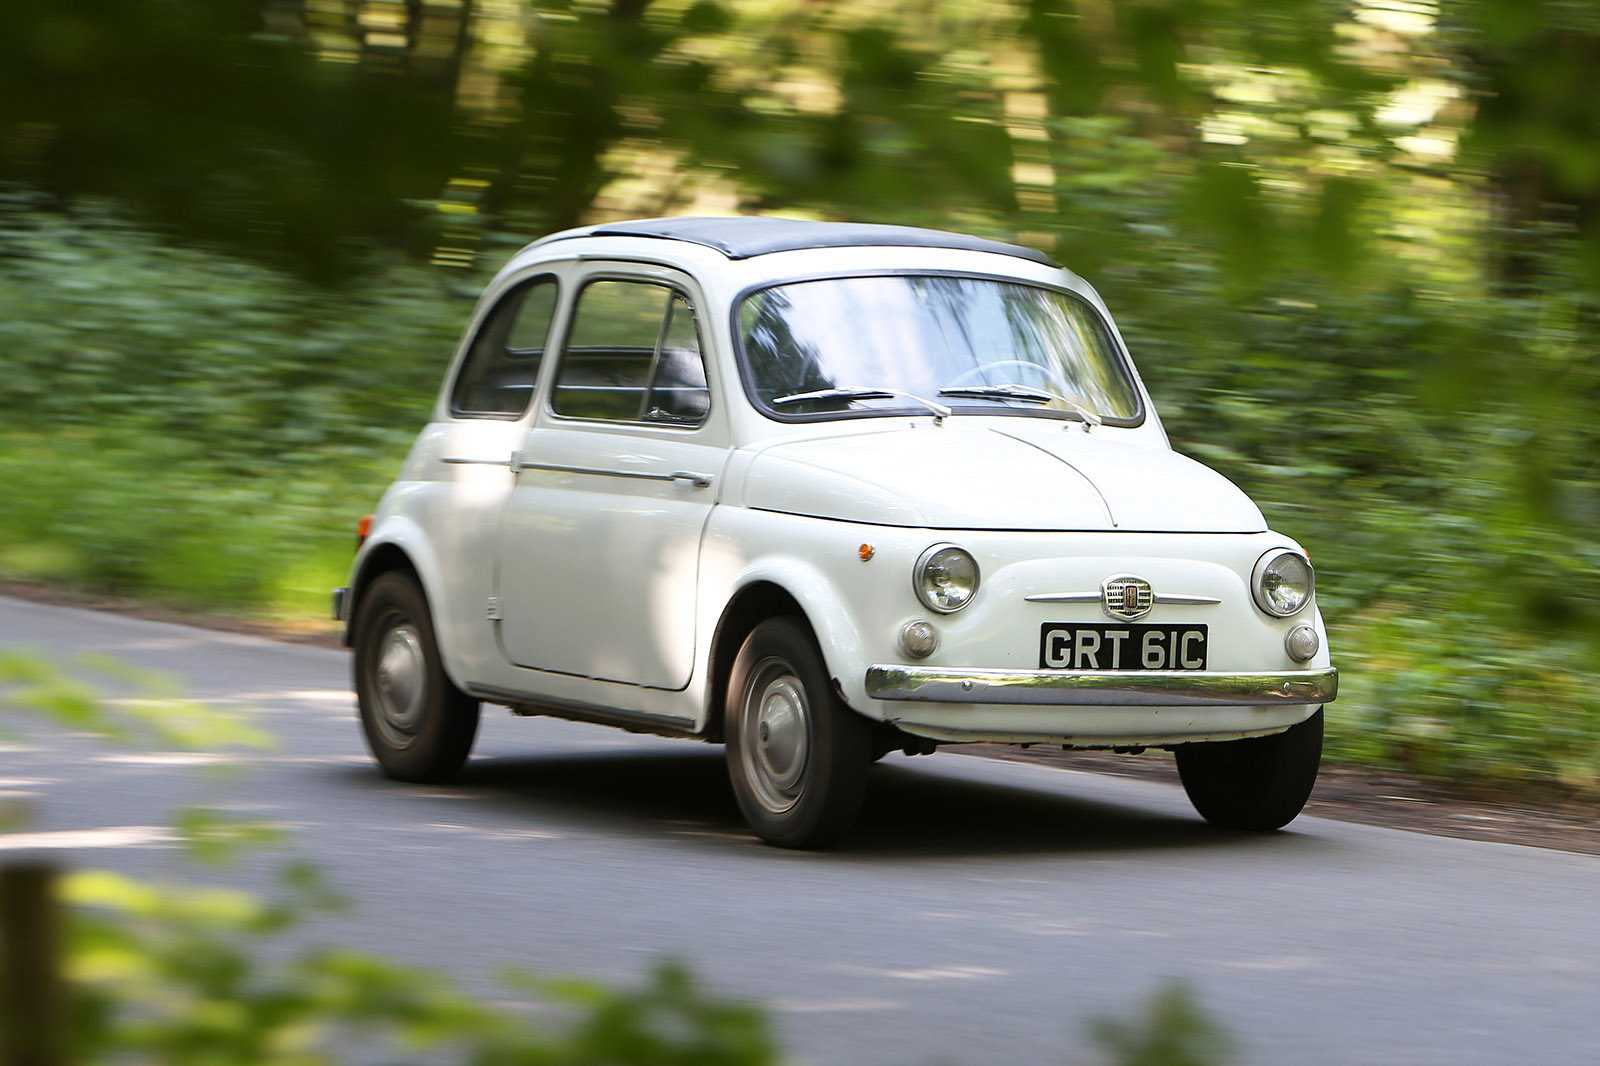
[[346, 519, 471, 688]]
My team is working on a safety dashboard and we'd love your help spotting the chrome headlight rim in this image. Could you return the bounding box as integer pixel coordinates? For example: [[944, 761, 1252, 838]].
[[913, 543, 980, 614], [1251, 548, 1314, 618]]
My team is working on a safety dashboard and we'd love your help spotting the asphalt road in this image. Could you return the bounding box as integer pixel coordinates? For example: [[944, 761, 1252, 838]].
[[3, 595, 1598, 1066]]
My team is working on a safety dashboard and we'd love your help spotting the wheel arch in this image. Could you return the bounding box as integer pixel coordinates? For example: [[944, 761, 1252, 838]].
[[705, 581, 806, 743], [345, 528, 439, 646], [351, 544, 420, 610]]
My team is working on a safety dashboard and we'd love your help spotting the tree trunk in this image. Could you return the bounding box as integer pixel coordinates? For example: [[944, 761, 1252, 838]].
[[1, 863, 66, 1066]]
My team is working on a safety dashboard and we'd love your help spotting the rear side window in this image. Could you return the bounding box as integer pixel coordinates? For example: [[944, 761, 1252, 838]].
[[552, 279, 710, 425], [450, 276, 559, 418]]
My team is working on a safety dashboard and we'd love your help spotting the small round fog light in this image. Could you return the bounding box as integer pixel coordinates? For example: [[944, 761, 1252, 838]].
[[900, 620, 939, 659], [1285, 625, 1319, 663]]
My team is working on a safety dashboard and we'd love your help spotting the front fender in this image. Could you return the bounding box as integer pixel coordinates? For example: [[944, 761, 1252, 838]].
[[726, 556, 870, 697], [699, 507, 918, 721]]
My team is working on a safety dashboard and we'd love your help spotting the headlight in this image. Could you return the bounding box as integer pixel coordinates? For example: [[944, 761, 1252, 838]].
[[1252, 549, 1314, 617], [914, 544, 979, 613]]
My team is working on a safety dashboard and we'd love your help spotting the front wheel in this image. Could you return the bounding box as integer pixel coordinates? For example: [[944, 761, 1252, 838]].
[[352, 572, 480, 783], [724, 617, 872, 849], [1174, 710, 1323, 831]]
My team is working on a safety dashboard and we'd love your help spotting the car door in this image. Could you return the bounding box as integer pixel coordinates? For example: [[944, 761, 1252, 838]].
[[493, 268, 727, 690], [421, 271, 561, 668]]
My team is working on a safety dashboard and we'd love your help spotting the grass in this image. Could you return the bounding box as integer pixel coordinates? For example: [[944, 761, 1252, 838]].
[[0, 434, 396, 623]]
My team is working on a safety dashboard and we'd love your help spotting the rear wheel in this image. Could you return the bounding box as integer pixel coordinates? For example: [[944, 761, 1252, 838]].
[[1175, 710, 1323, 831], [352, 572, 480, 783], [724, 617, 872, 849]]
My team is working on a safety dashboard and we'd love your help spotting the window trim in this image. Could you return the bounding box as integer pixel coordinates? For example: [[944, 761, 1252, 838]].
[[545, 274, 714, 429], [447, 272, 562, 421]]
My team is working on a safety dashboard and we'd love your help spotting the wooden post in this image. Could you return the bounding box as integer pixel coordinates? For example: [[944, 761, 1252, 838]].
[[0, 863, 65, 1066]]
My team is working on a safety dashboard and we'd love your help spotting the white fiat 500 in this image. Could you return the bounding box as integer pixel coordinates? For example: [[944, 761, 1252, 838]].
[[335, 216, 1336, 848]]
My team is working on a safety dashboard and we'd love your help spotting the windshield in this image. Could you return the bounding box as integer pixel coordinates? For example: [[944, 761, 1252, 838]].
[[737, 275, 1142, 423]]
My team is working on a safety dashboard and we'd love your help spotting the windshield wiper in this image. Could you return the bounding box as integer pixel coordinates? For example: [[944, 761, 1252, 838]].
[[937, 384, 1102, 428], [772, 386, 952, 420]]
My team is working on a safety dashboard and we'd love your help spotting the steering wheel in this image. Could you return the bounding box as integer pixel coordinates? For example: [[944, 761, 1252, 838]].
[[946, 359, 1074, 394]]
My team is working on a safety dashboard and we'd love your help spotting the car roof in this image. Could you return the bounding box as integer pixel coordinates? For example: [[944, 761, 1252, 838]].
[[525, 216, 1059, 268]]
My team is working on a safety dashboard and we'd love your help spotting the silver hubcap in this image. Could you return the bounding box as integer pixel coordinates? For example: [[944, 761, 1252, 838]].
[[372, 622, 426, 748], [739, 658, 811, 814]]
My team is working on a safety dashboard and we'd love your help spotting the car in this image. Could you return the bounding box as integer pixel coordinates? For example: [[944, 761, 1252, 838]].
[[334, 216, 1337, 848]]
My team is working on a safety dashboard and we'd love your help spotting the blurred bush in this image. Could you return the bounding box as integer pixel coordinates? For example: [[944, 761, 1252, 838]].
[[0, 199, 467, 617], [67, 869, 782, 1066], [1088, 980, 1235, 1066]]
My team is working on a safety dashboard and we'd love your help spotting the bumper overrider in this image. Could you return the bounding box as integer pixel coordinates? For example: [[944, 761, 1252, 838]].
[[864, 665, 1337, 707]]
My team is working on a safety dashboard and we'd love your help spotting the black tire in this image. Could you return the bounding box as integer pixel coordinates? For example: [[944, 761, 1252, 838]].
[[724, 617, 872, 849], [1175, 710, 1323, 830], [352, 571, 480, 783]]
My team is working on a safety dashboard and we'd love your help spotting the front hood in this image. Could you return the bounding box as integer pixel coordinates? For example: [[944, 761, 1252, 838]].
[[739, 422, 1265, 532]]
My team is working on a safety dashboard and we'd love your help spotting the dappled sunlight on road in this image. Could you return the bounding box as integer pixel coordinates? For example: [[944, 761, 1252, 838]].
[[0, 826, 174, 850]]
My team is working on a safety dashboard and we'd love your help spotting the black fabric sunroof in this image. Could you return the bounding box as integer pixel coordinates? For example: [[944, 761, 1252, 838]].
[[555, 216, 1057, 267]]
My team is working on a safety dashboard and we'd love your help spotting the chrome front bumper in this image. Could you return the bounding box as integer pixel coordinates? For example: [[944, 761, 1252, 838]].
[[864, 665, 1337, 707]]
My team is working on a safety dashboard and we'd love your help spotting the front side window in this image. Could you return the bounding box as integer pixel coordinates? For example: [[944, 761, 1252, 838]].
[[738, 275, 1142, 425], [552, 280, 710, 425], [451, 276, 559, 418]]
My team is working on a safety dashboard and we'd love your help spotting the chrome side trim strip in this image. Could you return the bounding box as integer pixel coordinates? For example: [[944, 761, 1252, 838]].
[[1022, 592, 1222, 605], [520, 461, 674, 481], [1022, 592, 1101, 603], [517, 461, 713, 486], [864, 665, 1337, 707], [441, 457, 714, 487]]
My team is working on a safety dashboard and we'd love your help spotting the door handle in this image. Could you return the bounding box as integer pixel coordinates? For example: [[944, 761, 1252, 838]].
[[670, 471, 713, 488]]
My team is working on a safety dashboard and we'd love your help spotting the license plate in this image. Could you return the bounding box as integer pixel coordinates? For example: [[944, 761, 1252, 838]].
[[1039, 623, 1208, 671]]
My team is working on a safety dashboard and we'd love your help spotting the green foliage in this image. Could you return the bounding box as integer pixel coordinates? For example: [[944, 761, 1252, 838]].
[[1087, 982, 1236, 1066], [64, 861, 1230, 1065], [0, 649, 103, 735], [0, 199, 468, 617], [62, 865, 782, 1066], [0, 0, 462, 280], [0, 648, 272, 753], [171, 809, 289, 869], [0, 201, 461, 458]]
